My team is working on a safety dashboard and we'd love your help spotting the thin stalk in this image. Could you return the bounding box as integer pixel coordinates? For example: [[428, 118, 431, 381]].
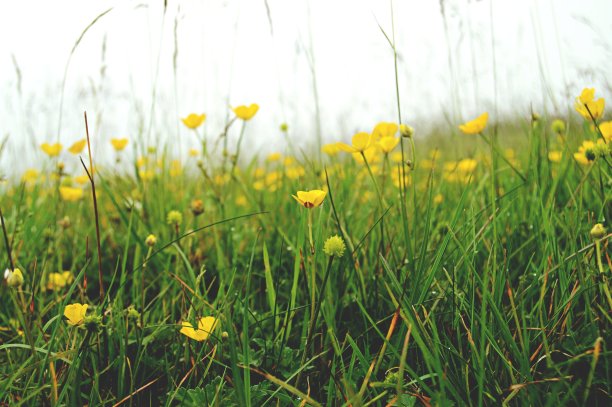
[[0, 206, 15, 271], [81, 112, 104, 303]]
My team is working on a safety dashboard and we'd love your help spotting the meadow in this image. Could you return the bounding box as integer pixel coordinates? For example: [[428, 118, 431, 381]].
[[0, 85, 610, 406]]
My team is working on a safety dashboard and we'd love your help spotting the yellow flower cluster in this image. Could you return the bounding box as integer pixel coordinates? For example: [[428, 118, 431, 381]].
[[443, 159, 478, 184]]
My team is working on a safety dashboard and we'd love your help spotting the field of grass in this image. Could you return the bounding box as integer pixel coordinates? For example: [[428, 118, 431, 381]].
[[0, 89, 610, 406]]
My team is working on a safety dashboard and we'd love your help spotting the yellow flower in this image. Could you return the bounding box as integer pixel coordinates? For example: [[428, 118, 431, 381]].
[[371, 122, 398, 140], [22, 169, 39, 183], [573, 140, 597, 165], [68, 139, 87, 154], [548, 151, 562, 163], [575, 88, 605, 120], [337, 132, 372, 153], [59, 186, 83, 202], [352, 146, 380, 165], [139, 169, 155, 181], [433, 194, 444, 204], [236, 195, 248, 207], [41, 143, 63, 157], [292, 190, 326, 208], [46, 271, 74, 291], [458, 112, 488, 135], [253, 180, 265, 191], [180, 316, 218, 341], [286, 166, 305, 180], [181, 113, 206, 129], [378, 137, 400, 154], [64, 303, 88, 326], [443, 159, 478, 184], [391, 166, 412, 188], [189, 148, 200, 157], [169, 160, 182, 177], [74, 175, 89, 185], [321, 143, 341, 157], [111, 138, 129, 151], [266, 152, 282, 162], [232, 104, 259, 121], [600, 121, 612, 142], [390, 151, 403, 163]]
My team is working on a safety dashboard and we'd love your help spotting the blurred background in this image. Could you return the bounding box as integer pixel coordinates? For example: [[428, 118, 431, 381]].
[[0, 0, 610, 173]]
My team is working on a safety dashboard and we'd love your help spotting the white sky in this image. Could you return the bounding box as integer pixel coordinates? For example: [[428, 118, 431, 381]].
[[0, 0, 610, 172]]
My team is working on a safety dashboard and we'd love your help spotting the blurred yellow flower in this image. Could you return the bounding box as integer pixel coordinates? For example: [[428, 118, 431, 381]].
[[254, 167, 266, 178], [236, 195, 248, 207], [352, 146, 380, 165], [75, 175, 89, 185], [371, 122, 398, 140], [189, 148, 200, 157], [459, 112, 488, 135], [391, 166, 412, 188], [41, 143, 63, 157], [68, 139, 87, 154], [139, 169, 155, 181], [573, 140, 596, 165], [169, 160, 182, 177], [286, 166, 305, 180], [111, 138, 128, 151], [390, 151, 403, 163], [600, 121, 612, 142], [46, 271, 74, 291], [378, 137, 400, 154], [182, 113, 206, 129], [548, 151, 562, 163], [337, 132, 372, 153], [266, 152, 282, 162], [433, 194, 444, 204], [59, 186, 83, 202], [321, 143, 341, 156], [22, 169, 39, 183], [253, 180, 265, 191], [292, 190, 326, 208], [180, 316, 218, 341], [575, 88, 605, 120], [233, 104, 259, 120], [443, 159, 478, 184], [64, 303, 88, 326]]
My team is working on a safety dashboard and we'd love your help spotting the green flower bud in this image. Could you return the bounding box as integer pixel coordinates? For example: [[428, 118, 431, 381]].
[[400, 124, 414, 138], [166, 210, 183, 226], [591, 223, 606, 240], [323, 235, 346, 258], [145, 234, 157, 247], [5, 268, 24, 288], [551, 119, 566, 135]]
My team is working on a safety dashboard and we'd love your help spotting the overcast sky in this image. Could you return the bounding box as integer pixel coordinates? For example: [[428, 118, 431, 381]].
[[1, 0, 610, 172]]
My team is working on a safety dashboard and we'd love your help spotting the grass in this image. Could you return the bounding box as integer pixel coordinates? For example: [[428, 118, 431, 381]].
[[0, 104, 610, 405]]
